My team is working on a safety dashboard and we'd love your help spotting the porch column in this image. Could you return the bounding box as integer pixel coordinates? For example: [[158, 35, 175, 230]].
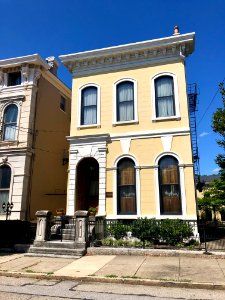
[[98, 147, 107, 216], [66, 149, 78, 215], [75, 210, 89, 248], [35, 210, 52, 241]]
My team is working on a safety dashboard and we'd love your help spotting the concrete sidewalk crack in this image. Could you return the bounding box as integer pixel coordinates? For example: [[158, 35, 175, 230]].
[[133, 257, 146, 277]]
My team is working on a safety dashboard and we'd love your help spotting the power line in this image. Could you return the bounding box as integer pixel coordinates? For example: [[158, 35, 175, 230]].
[[197, 77, 225, 126]]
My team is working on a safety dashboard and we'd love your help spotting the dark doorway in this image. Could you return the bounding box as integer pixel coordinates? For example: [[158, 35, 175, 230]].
[[76, 157, 99, 211]]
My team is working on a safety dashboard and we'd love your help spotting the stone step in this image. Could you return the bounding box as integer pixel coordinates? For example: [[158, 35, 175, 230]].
[[33, 241, 77, 249], [65, 224, 76, 229], [28, 246, 86, 257], [62, 233, 75, 240], [62, 228, 75, 234]]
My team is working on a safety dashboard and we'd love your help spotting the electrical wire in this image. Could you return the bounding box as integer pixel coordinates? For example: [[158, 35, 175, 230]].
[[197, 77, 225, 126]]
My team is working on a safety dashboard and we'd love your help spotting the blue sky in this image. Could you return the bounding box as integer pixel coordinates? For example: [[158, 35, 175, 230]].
[[1, 0, 224, 175]]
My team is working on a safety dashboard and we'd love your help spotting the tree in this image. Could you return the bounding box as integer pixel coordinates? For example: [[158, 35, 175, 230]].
[[198, 83, 225, 221]]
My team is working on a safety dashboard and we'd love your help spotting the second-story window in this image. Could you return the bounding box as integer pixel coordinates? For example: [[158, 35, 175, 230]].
[[81, 86, 97, 125], [116, 81, 134, 122], [7, 72, 21, 86], [155, 76, 175, 118], [2, 104, 18, 141]]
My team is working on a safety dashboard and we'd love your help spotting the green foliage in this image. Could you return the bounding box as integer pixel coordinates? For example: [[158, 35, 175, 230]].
[[132, 217, 160, 243], [131, 218, 193, 246], [106, 221, 130, 239], [159, 219, 193, 245]]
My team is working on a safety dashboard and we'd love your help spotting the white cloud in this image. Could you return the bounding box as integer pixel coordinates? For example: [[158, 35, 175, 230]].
[[199, 131, 209, 137], [212, 168, 220, 173]]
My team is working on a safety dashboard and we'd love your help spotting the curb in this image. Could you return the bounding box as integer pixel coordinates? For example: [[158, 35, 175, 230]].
[[87, 247, 225, 258], [1, 271, 225, 291]]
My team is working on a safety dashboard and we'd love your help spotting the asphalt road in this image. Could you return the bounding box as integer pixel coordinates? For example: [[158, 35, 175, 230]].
[[0, 276, 224, 300]]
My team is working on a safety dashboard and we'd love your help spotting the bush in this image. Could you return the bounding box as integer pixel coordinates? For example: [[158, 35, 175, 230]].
[[159, 219, 193, 245], [132, 218, 160, 243], [106, 221, 130, 239]]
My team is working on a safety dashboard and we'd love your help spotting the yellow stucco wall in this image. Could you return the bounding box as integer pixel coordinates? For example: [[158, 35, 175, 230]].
[[29, 76, 71, 220], [70, 59, 197, 219], [71, 61, 189, 136], [105, 135, 196, 218]]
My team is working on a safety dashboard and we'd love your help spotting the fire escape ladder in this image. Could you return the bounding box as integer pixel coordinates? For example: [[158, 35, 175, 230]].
[[188, 83, 200, 186]]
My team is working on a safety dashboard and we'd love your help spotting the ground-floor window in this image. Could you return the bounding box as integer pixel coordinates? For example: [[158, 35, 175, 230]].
[[0, 165, 11, 213], [158, 155, 181, 214], [117, 158, 136, 215]]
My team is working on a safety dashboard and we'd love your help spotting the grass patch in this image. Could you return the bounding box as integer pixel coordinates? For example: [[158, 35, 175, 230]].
[[25, 269, 34, 273], [121, 275, 141, 279], [47, 272, 54, 275], [105, 274, 118, 278]]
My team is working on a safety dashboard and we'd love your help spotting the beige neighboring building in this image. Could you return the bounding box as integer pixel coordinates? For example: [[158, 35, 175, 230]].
[[60, 29, 197, 221], [0, 55, 71, 220]]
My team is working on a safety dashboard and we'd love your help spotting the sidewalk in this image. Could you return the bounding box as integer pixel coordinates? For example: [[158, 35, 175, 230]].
[[0, 251, 225, 290]]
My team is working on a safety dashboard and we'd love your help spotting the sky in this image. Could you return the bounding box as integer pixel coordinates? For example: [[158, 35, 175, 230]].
[[0, 0, 224, 175]]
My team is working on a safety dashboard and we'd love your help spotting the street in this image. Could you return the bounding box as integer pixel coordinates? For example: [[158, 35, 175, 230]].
[[0, 276, 224, 300]]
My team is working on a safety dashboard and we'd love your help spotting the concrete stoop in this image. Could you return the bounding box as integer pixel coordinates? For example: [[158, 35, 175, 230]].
[[27, 240, 86, 258]]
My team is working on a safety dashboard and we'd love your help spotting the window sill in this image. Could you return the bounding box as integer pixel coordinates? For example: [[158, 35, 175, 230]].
[[0, 140, 18, 146], [113, 120, 139, 127], [152, 116, 181, 122], [77, 124, 101, 130]]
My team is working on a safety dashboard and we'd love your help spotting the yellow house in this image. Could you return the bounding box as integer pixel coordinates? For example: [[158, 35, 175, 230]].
[[60, 29, 197, 221], [0, 55, 71, 220]]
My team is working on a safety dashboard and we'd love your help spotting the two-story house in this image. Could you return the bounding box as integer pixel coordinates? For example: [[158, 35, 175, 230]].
[[0, 55, 71, 220], [60, 28, 197, 221]]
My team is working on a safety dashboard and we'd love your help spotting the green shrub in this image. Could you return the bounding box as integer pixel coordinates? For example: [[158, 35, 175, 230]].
[[159, 219, 193, 246], [106, 221, 130, 239], [132, 218, 160, 243]]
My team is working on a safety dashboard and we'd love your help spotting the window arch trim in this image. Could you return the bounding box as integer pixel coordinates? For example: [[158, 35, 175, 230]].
[[78, 83, 101, 128], [113, 78, 138, 125], [151, 72, 180, 121]]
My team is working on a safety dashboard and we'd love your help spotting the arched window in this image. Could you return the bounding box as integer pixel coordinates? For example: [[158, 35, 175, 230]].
[[81, 86, 97, 125], [116, 81, 134, 122], [117, 158, 136, 215], [158, 156, 181, 214], [2, 104, 18, 141], [155, 76, 175, 118], [0, 165, 11, 213]]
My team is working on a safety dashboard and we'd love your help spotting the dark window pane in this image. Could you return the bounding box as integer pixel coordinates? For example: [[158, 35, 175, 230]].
[[60, 96, 66, 111], [8, 72, 21, 86], [0, 165, 11, 188]]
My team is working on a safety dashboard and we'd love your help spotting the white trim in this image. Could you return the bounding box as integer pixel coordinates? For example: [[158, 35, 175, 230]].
[[113, 78, 138, 125], [151, 72, 180, 120], [77, 83, 100, 128], [154, 152, 187, 218], [113, 154, 140, 218], [59, 32, 195, 62], [110, 127, 190, 140]]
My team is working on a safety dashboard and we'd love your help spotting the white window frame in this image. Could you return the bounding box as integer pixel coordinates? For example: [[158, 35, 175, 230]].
[[77, 83, 101, 128], [1, 102, 20, 142], [113, 78, 138, 126], [154, 152, 186, 219], [151, 72, 180, 121], [112, 154, 141, 219]]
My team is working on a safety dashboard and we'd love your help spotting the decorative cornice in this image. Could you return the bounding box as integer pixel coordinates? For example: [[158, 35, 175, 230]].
[[0, 54, 49, 70], [59, 33, 195, 77]]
